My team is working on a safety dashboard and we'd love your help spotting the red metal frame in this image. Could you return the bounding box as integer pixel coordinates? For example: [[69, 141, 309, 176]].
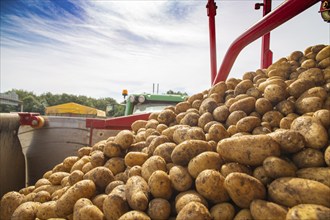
[[259, 0, 273, 69], [86, 113, 150, 130], [18, 112, 44, 128], [212, 0, 320, 84], [207, 0, 218, 83]]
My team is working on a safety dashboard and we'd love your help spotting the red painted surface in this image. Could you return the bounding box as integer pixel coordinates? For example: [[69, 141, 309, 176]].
[[260, 0, 273, 69], [207, 0, 218, 84], [18, 112, 41, 126], [213, 0, 320, 84], [86, 113, 150, 130]]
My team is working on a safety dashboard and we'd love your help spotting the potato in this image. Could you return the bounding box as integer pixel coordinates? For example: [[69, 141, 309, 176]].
[[124, 152, 148, 167], [36, 201, 57, 219], [262, 110, 284, 129], [171, 140, 212, 166], [180, 112, 200, 126], [229, 97, 256, 115], [210, 202, 235, 220], [33, 184, 62, 195], [11, 201, 40, 220], [175, 190, 208, 213], [236, 116, 261, 133], [226, 110, 247, 127], [195, 170, 229, 203], [73, 198, 93, 219], [262, 156, 297, 178], [292, 148, 325, 168], [286, 204, 330, 220], [103, 141, 122, 158], [276, 100, 295, 116], [148, 170, 172, 199], [55, 180, 96, 217], [220, 162, 252, 177], [34, 190, 51, 203], [264, 84, 288, 103], [187, 151, 223, 178], [250, 199, 287, 220], [73, 204, 103, 220], [83, 167, 114, 191], [103, 157, 125, 176], [146, 135, 169, 156], [234, 79, 253, 96], [51, 186, 69, 200], [217, 135, 281, 166], [81, 162, 93, 173], [295, 97, 324, 115], [147, 198, 171, 220], [91, 194, 107, 211], [325, 145, 330, 166], [131, 120, 148, 133], [19, 186, 35, 195], [77, 146, 92, 158], [255, 98, 273, 115], [105, 180, 124, 194], [49, 172, 69, 185], [103, 193, 129, 220], [253, 166, 273, 185], [224, 172, 266, 208], [176, 201, 211, 220], [287, 78, 316, 98], [0, 191, 24, 220], [298, 68, 324, 85], [313, 109, 330, 128], [316, 45, 330, 62], [90, 150, 105, 167], [141, 155, 166, 181], [169, 165, 193, 192], [157, 109, 176, 126], [113, 130, 135, 150], [267, 130, 305, 153], [212, 105, 229, 123], [233, 209, 253, 220], [153, 142, 176, 163], [319, 57, 330, 68], [258, 78, 287, 92], [125, 176, 149, 211], [268, 177, 330, 207], [62, 156, 79, 171], [118, 211, 151, 220], [296, 167, 330, 187], [289, 51, 304, 61], [68, 170, 84, 186], [70, 156, 90, 172], [173, 126, 205, 144]]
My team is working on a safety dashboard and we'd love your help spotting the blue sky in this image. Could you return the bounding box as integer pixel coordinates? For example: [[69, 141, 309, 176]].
[[1, 0, 329, 102]]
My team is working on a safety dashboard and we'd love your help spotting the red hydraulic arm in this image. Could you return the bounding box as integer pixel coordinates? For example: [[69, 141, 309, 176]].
[[255, 0, 273, 69], [207, 0, 218, 83], [213, 0, 320, 85]]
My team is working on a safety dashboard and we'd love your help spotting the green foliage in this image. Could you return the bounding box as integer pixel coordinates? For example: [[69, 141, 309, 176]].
[[1, 89, 123, 117]]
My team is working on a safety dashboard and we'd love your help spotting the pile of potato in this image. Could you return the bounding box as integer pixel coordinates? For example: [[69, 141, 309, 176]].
[[1, 44, 330, 220]]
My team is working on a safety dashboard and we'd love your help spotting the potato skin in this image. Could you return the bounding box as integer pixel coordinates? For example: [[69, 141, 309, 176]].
[[195, 169, 229, 203], [83, 167, 114, 191], [262, 156, 297, 178], [125, 176, 149, 211], [217, 135, 281, 166], [224, 172, 266, 208], [291, 116, 328, 150], [0, 191, 25, 220], [124, 152, 148, 167], [267, 130, 305, 153], [188, 151, 223, 178], [210, 202, 235, 220], [296, 167, 330, 187], [171, 140, 212, 166], [147, 198, 171, 220], [175, 190, 208, 214], [74, 204, 104, 220], [176, 201, 212, 220], [11, 201, 40, 220], [36, 201, 58, 219], [55, 179, 96, 217], [141, 155, 167, 182], [169, 165, 193, 192], [148, 170, 172, 199], [250, 199, 287, 220], [103, 193, 129, 220], [286, 204, 330, 220], [118, 211, 151, 220], [268, 177, 330, 207]]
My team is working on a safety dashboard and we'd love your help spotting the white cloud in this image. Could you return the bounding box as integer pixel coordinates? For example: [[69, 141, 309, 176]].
[[1, 1, 329, 103]]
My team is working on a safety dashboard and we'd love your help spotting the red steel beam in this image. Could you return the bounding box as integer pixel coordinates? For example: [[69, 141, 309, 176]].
[[86, 113, 150, 130], [261, 0, 273, 69], [207, 0, 218, 84], [213, 0, 320, 84]]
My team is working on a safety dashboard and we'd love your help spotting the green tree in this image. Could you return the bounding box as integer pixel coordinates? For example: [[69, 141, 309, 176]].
[[166, 90, 188, 96]]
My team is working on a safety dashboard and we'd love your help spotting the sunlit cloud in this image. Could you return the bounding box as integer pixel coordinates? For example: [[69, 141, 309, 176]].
[[0, 0, 329, 102]]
